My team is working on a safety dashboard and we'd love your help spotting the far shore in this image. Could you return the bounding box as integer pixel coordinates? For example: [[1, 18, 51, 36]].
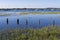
[[0, 12, 60, 16]]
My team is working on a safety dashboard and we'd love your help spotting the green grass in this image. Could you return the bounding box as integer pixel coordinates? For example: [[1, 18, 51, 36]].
[[0, 26, 60, 40], [0, 12, 60, 16], [0, 13, 12, 16], [20, 12, 60, 15]]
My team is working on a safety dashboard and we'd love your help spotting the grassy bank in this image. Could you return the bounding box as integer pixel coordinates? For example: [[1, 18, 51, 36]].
[[0, 26, 60, 40], [0, 13, 12, 16], [0, 12, 60, 16], [20, 12, 60, 15]]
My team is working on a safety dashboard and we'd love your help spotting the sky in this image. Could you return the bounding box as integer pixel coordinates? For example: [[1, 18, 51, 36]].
[[0, 0, 60, 8]]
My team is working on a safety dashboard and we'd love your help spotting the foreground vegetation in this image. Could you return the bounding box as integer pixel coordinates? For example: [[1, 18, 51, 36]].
[[0, 26, 60, 40]]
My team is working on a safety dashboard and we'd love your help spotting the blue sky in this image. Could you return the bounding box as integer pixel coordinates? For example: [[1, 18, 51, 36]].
[[0, 0, 60, 8]]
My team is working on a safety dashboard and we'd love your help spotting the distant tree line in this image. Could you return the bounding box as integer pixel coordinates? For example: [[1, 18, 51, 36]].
[[0, 8, 60, 11]]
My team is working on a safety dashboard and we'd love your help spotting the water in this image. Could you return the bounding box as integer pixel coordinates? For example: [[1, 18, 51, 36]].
[[0, 14, 60, 30]]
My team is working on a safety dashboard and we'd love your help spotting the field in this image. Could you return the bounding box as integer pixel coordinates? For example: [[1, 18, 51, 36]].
[[0, 26, 60, 40]]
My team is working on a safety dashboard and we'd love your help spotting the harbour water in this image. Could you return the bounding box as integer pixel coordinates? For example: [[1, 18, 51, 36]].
[[0, 14, 60, 30]]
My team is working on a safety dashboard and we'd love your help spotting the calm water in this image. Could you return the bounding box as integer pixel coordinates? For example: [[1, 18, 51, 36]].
[[0, 14, 60, 30]]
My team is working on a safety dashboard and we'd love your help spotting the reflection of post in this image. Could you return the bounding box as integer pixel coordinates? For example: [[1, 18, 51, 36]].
[[53, 20, 55, 27], [6, 18, 9, 40], [26, 19, 28, 25], [7, 18, 8, 24], [39, 20, 40, 28], [17, 19, 19, 24]]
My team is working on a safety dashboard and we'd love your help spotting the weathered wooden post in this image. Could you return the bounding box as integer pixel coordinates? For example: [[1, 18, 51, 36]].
[[17, 19, 19, 24], [7, 18, 8, 24], [26, 19, 28, 25]]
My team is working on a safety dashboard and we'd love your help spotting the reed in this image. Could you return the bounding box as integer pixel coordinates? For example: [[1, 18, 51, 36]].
[[0, 26, 60, 40]]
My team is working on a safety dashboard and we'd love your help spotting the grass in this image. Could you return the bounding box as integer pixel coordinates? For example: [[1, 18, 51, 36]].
[[20, 12, 60, 15], [0, 14, 11, 16], [0, 12, 60, 16], [0, 26, 60, 40]]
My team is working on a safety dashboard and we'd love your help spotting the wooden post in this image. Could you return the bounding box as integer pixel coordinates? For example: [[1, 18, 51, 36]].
[[17, 19, 19, 24], [7, 18, 8, 24], [26, 19, 28, 25]]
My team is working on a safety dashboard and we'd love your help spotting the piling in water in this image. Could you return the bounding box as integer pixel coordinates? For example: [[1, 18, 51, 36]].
[[17, 19, 19, 24], [7, 18, 8, 24], [26, 19, 28, 25]]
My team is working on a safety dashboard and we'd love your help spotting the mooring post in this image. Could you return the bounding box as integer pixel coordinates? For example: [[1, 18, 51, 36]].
[[17, 19, 19, 24], [7, 18, 8, 24], [26, 19, 28, 25]]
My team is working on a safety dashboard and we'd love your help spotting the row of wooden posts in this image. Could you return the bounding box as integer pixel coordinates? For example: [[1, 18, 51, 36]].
[[6, 18, 55, 26], [6, 18, 28, 25]]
